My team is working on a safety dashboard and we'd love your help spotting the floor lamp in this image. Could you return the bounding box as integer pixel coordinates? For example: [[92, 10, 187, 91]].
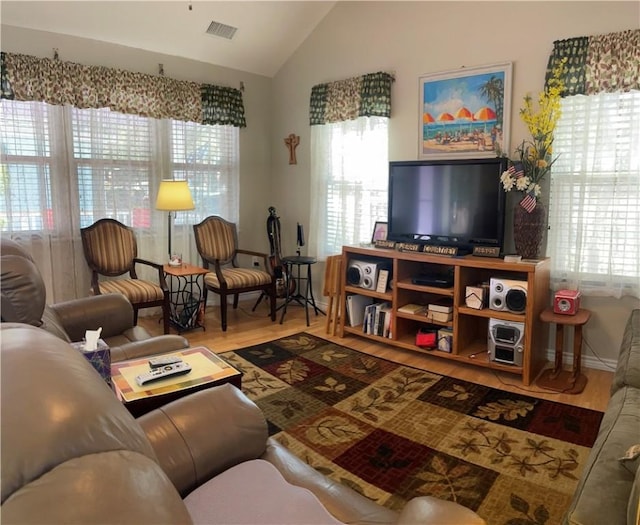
[[155, 180, 195, 266]]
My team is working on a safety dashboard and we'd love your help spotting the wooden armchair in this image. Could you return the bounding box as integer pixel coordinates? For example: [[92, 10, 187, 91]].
[[80, 218, 171, 334], [193, 216, 276, 331]]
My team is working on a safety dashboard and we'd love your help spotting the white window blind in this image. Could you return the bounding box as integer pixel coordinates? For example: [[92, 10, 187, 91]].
[[72, 108, 154, 228], [0, 100, 54, 232], [0, 99, 239, 302], [170, 119, 239, 226], [548, 91, 640, 298], [309, 116, 389, 259]]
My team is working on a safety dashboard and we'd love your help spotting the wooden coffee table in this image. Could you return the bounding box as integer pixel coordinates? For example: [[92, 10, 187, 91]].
[[111, 346, 242, 417]]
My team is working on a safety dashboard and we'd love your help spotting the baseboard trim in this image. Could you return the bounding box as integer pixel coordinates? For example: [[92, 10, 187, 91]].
[[544, 348, 617, 372]]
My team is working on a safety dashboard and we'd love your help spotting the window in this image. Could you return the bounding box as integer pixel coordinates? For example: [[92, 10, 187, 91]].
[[309, 116, 389, 259], [0, 100, 55, 232], [548, 91, 640, 298], [0, 99, 239, 301], [170, 119, 239, 227]]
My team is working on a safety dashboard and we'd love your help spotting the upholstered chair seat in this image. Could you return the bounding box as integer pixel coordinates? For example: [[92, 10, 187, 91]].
[[203, 268, 273, 289], [99, 279, 166, 304]]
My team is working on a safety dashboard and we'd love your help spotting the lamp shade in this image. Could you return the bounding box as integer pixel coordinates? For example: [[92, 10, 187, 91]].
[[155, 180, 195, 211]]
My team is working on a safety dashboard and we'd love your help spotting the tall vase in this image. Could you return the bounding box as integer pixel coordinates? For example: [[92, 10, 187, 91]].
[[513, 200, 546, 259]]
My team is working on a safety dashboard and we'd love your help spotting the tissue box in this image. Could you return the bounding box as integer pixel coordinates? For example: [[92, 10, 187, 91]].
[[71, 339, 111, 386]]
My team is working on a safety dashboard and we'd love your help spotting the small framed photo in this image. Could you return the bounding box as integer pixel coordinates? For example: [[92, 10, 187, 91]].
[[371, 221, 388, 243]]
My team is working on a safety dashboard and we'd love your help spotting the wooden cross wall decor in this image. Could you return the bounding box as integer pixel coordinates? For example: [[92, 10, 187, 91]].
[[284, 133, 300, 165]]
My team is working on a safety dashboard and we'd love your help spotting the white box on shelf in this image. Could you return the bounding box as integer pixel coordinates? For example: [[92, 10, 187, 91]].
[[376, 269, 390, 293]]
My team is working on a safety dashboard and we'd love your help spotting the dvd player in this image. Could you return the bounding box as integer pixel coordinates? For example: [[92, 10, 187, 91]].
[[412, 275, 454, 288]]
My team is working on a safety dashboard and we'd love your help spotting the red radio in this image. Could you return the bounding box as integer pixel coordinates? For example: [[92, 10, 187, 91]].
[[553, 289, 581, 315]]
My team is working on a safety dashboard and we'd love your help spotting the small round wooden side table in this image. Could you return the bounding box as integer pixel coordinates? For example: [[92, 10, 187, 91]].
[[536, 307, 591, 394]]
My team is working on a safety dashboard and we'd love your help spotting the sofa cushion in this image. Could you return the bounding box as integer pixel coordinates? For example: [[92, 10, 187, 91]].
[[564, 386, 640, 525], [612, 309, 640, 393], [184, 459, 343, 525]]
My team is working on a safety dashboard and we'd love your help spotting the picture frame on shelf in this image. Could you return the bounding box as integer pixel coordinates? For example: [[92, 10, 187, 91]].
[[418, 62, 512, 160], [371, 221, 388, 243]]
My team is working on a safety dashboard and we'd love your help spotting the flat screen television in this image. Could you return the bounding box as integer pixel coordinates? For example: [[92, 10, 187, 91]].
[[387, 157, 508, 254]]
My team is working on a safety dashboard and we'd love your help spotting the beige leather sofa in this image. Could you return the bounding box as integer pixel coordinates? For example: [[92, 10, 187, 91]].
[[1, 237, 187, 361], [1, 323, 485, 525]]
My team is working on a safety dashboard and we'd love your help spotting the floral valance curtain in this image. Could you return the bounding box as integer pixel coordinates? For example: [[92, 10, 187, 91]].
[[0, 52, 246, 127], [309, 71, 393, 125], [545, 29, 640, 96]]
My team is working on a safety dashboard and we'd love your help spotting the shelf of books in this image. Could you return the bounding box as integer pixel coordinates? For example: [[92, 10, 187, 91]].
[[340, 245, 551, 386]]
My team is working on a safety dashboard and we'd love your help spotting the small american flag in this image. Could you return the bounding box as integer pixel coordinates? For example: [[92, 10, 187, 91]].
[[508, 162, 525, 179], [520, 191, 537, 213]]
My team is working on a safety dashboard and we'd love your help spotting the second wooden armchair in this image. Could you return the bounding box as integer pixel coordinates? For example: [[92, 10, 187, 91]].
[[193, 216, 276, 331]]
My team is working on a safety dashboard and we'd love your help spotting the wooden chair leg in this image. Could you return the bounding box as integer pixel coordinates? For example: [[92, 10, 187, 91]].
[[133, 306, 139, 326], [269, 286, 276, 322], [233, 294, 239, 309], [220, 293, 228, 331], [162, 301, 170, 334]]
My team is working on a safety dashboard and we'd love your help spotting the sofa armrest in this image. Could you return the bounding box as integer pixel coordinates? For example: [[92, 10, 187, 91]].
[[49, 294, 135, 342], [396, 496, 486, 525], [110, 335, 189, 362], [261, 437, 399, 525], [137, 383, 268, 497], [611, 309, 640, 393]]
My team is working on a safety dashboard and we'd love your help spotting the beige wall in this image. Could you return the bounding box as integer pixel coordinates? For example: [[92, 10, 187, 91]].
[[2, 2, 639, 365], [271, 1, 640, 366]]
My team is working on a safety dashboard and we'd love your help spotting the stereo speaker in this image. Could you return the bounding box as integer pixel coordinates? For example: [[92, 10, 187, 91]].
[[346, 259, 387, 291], [488, 318, 525, 366], [489, 277, 528, 313], [553, 289, 581, 315]]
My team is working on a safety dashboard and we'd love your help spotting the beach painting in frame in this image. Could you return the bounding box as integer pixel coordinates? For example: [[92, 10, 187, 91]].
[[419, 62, 512, 159]]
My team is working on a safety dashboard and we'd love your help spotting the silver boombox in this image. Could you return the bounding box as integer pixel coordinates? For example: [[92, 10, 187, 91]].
[[488, 318, 525, 366]]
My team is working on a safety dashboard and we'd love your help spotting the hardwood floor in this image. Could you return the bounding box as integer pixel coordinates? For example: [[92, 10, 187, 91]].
[[139, 300, 613, 413]]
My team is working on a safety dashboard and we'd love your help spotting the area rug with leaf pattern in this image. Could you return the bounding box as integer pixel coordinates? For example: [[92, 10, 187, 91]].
[[221, 333, 603, 525]]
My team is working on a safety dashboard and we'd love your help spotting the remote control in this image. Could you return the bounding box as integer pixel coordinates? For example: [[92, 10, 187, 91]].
[[135, 362, 192, 386], [148, 355, 183, 369]]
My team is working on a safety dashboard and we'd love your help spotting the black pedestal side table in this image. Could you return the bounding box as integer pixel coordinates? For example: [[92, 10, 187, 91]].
[[163, 263, 209, 333], [279, 255, 325, 326]]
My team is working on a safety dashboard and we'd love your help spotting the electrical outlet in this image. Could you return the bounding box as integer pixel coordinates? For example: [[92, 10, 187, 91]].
[[252, 256, 260, 267]]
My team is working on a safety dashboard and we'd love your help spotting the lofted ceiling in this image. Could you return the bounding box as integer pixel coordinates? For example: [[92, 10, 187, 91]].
[[0, 1, 337, 77]]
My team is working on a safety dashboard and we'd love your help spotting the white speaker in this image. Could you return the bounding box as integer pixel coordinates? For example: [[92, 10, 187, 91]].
[[347, 259, 386, 290], [489, 277, 528, 313]]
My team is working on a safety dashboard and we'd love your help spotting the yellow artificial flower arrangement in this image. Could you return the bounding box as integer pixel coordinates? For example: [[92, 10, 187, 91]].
[[500, 59, 566, 205]]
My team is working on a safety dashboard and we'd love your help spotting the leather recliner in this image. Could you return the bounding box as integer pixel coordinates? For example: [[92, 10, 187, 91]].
[[0, 238, 188, 361], [1, 323, 486, 525]]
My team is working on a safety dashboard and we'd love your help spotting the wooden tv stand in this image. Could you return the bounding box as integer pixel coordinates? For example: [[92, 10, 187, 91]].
[[339, 245, 550, 385]]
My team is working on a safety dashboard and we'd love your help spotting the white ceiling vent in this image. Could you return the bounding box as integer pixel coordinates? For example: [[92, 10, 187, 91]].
[[206, 21, 238, 40]]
